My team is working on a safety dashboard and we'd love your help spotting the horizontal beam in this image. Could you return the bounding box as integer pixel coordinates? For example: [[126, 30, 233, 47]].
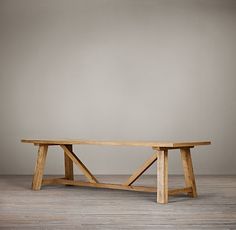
[[153, 146, 194, 151], [42, 178, 192, 195], [42, 178, 156, 192]]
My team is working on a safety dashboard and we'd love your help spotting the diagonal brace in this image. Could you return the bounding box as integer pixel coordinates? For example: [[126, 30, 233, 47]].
[[123, 152, 157, 186], [60, 145, 98, 183]]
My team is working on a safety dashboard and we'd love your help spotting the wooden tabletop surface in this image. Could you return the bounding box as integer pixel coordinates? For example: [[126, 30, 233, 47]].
[[21, 139, 211, 148]]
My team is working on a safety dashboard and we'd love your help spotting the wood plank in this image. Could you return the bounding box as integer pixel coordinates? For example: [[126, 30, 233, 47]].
[[168, 187, 193, 195], [42, 178, 192, 195], [21, 139, 211, 148], [32, 145, 48, 190], [61, 145, 98, 184], [123, 152, 157, 186], [157, 150, 168, 204], [181, 148, 197, 197], [64, 145, 74, 180], [42, 178, 156, 192], [153, 146, 194, 150]]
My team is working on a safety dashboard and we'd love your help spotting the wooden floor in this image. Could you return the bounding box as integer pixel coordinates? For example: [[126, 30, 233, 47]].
[[0, 175, 235, 229]]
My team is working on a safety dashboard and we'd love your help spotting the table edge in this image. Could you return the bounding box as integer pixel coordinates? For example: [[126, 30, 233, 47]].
[[21, 139, 211, 148]]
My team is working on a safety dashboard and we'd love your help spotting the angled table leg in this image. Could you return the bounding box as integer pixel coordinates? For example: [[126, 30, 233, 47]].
[[157, 149, 168, 204], [32, 145, 48, 190], [181, 147, 197, 197], [64, 144, 74, 180]]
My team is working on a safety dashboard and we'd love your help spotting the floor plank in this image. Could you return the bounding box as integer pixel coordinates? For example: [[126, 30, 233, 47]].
[[0, 175, 235, 229]]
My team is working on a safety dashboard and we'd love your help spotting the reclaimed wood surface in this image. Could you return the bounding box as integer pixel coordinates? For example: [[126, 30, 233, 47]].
[[31, 145, 48, 190], [22, 139, 210, 204], [21, 139, 211, 148], [61, 145, 98, 183], [64, 144, 74, 180], [42, 177, 192, 194], [181, 148, 197, 197], [157, 150, 168, 204], [123, 152, 157, 186]]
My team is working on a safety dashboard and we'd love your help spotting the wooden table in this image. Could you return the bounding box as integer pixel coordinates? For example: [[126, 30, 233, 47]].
[[21, 139, 211, 204]]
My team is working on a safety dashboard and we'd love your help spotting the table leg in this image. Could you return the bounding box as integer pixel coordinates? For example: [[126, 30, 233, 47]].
[[181, 148, 197, 197], [157, 149, 168, 204], [32, 145, 48, 190], [64, 144, 74, 180]]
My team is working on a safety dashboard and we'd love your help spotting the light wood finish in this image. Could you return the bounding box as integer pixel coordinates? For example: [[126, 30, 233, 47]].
[[43, 178, 157, 193], [32, 145, 48, 190], [123, 152, 157, 186], [153, 146, 194, 151], [64, 144, 74, 180], [42, 177, 192, 195], [61, 144, 98, 184], [21, 139, 211, 148], [181, 148, 197, 197], [22, 139, 210, 204], [157, 150, 168, 204]]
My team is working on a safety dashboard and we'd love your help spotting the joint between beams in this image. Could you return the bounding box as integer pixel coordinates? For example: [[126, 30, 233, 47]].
[[152, 146, 194, 151]]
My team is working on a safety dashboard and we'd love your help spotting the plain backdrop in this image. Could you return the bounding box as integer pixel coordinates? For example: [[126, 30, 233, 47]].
[[0, 0, 235, 175]]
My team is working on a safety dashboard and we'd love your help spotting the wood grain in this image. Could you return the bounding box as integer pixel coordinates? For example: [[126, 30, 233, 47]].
[[23, 139, 210, 204], [32, 145, 48, 190], [21, 139, 211, 148], [181, 148, 197, 197], [64, 144, 74, 180], [157, 150, 168, 204], [123, 152, 157, 186], [61, 145, 98, 184], [42, 177, 192, 195]]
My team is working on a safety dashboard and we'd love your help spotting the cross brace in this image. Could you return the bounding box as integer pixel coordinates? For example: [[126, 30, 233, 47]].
[[31, 144, 198, 204]]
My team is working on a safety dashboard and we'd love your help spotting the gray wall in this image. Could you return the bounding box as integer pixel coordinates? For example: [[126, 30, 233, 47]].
[[1, 0, 236, 175]]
